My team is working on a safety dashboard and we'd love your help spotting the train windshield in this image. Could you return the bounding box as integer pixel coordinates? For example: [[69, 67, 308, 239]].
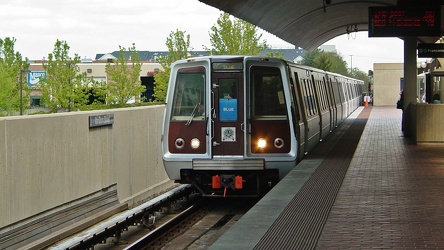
[[250, 66, 287, 118], [171, 66, 206, 121]]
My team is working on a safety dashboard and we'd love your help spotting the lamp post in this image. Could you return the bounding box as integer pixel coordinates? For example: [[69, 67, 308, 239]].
[[20, 69, 30, 115]]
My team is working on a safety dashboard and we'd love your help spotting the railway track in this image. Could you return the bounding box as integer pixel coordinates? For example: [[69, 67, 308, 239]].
[[130, 197, 259, 250], [42, 185, 200, 250], [42, 186, 258, 250]]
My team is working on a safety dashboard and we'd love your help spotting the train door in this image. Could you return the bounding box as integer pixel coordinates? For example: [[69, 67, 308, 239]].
[[292, 70, 307, 160], [211, 72, 244, 156]]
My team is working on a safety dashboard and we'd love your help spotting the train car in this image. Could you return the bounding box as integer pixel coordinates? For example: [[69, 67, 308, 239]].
[[161, 56, 363, 197]]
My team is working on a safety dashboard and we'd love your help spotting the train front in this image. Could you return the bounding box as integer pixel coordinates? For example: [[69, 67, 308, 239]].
[[162, 56, 297, 197]]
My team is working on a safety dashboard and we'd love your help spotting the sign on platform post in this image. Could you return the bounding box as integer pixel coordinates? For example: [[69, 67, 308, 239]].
[[418, 43, 444, 58]]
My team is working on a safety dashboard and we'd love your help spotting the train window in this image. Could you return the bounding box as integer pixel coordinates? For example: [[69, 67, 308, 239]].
[[301, 79, 313, 116], [315, 80, 325, 111], [171, 66, 206, 121], [218, 78, 238, 121], [250, 66, 287, 117], [306, 80, 318, 116], [319, 80, 328, 111]]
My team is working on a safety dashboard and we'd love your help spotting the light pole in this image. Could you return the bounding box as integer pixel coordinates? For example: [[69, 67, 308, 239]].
[[349, 55, 353, 73], [20, 69, 30, 115]]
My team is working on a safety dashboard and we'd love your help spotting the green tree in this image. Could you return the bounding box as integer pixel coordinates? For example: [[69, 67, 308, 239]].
[[0, 37, 29, 116], [207, 13, 268, 55], [302, 49, 349, 75], [325, 52, 349, 76], [301, 49, 320, 67], [265, 51, 285, 60], [105, 43, 145, 104], [313, 52, 332, 71], [41, 39, 89, 110], [153, 29, 192, 103], [350, 67, 371, 84]]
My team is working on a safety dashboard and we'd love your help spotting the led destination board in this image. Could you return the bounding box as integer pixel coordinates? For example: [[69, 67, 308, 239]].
[[369, 6, 441, 37]]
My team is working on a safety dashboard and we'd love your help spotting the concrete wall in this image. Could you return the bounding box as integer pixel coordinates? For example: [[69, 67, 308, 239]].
[[373, 63, 404, 106], [411, 103, 444, 143], [0, 105, 173, 228]]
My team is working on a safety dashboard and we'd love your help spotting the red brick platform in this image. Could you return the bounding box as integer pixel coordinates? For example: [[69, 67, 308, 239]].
[[210, 106, 444, 249], [317, 106, 444, 249]]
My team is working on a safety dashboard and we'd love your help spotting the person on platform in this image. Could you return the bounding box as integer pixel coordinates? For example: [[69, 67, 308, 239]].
[[396, 91, 404, 109], [433, 93, 441, 104]]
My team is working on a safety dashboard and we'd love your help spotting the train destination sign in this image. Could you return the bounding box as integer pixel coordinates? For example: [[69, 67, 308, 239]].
[[418, 43, 444, 58], [368, 6, 441, 37]]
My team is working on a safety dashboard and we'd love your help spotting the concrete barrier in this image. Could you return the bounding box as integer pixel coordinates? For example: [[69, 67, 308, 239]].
[[0, 105, 173, 229], [414, 103, 444, 143]]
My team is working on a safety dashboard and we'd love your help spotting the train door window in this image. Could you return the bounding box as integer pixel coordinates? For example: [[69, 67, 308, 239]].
[[307, 80, 318, 116], [171, 66, 206, 121], [289, 76, 301, 122], [340, 81, 346, 102], [300, 79, 311, 116], [250, 66, 286, 117], [317, 80, 326, 111], [305, 80, 314, 116], [322, 80, 328, 109], [218, 78, 238, 121], [321, 80, 329, 110]]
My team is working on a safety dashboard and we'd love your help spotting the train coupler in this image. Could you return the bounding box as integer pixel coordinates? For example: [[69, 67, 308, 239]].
[[211, 175, 246, 196]]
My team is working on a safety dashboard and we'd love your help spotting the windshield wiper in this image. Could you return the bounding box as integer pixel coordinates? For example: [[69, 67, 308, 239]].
[[185, 103, 200, 126]]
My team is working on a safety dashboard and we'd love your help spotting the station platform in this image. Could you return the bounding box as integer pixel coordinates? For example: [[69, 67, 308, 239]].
[[210, 106, 444, 249]]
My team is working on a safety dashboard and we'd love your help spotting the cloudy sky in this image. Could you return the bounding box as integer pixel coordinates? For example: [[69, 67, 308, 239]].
[[1, 0, 404, 72]]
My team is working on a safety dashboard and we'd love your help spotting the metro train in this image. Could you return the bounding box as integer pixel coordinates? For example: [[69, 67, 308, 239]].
[[161, 56, 363, 197]]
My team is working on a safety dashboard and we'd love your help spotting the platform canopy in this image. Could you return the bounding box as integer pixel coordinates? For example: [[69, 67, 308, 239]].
[[198, 0, 443, 51]]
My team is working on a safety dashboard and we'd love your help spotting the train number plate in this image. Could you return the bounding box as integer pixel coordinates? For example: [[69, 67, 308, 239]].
[[221, 127, 236, 142]]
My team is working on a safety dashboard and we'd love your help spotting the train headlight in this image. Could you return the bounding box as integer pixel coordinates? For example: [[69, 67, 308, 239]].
[[175, 138, 185, 149], [190, 138, 200, 149], [257, 138, 267, 149], [274, 138, 284, 148]]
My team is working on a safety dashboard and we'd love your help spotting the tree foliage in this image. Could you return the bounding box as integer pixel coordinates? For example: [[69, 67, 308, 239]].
[[301, 49, 321, 68], [302, 49, 348, 75], [265, 51, 285, 60], [41, 39, 89, 110], [154, 30, 192, 103], [0, 37, 29, 115], [105, 43, 145, 104], [325, 52, 349, 76], [302, 48, 371, 88], [207, 13, 268, 55], [350, 67, 371, 85]]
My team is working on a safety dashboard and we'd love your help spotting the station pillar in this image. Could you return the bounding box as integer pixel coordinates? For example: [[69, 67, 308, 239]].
[[402, 37, 418, 137]]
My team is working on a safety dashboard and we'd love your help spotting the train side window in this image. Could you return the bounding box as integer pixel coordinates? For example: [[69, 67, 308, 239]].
[[307, 79, 318, 116], [250, 66, 287, 118], [320, 80, 328, 110], [316, 80, 325, 111], [289, 76, 301, 122], [301, 79, 311, 116], [171, 66, 206, 121], [299, 79, 306, 114]]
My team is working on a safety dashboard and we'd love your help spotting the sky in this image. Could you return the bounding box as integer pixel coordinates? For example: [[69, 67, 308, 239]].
[[1, 0, 405, 73]]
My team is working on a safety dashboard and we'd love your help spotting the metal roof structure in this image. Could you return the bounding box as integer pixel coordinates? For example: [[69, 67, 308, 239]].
[[198, 0, 443, 51]]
